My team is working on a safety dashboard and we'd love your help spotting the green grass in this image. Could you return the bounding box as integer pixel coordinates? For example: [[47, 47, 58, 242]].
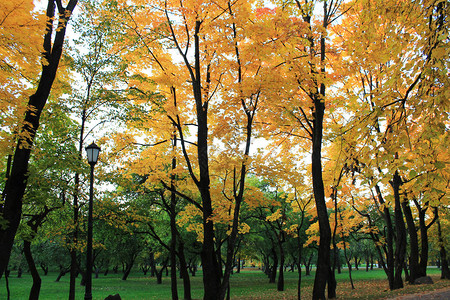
[[0, 267, 448, 299]]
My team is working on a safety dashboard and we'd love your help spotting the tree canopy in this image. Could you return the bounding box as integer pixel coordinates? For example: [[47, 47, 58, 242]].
[[0, 0, 448, 299]]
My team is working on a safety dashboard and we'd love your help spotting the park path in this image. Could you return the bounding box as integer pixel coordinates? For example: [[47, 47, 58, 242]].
[[386, 287, 450, 299]]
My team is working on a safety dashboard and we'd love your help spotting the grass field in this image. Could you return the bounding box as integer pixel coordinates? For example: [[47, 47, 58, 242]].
[[1, 267, 449, 299]]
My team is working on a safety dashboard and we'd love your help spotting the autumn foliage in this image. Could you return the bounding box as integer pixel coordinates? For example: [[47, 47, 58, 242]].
[[0, 0, 449, 299]]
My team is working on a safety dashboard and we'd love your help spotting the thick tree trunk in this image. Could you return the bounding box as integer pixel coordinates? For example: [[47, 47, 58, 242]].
[[375, 183, 396, 290], [402, 201, 420, 283], [188, 21, 221, 300], [0, 0, 78, 279]]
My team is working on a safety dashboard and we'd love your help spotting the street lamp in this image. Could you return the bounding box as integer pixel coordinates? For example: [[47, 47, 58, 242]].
[[84, 142, 100, 300]]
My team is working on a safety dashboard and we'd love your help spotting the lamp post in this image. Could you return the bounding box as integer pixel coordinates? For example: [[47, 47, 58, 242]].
[[84, 142, 100, 300]]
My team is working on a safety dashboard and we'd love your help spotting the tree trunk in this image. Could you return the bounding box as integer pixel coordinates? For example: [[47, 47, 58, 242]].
[[277, 242, 285, 291], [336, 249, 342, 274], [417, 201, 430, 278], [40, 264, 48, 276], [296, 245, 302, 300], [269, 247, 278, 284], [0, 0, 78, 279], [436, 207, 450, 279], [402, 201, 420, 283], [23, 240, 41, 300], [55, 265, 69, 282], [311, 89, 335, 299], [122, 263, 133, 281], [69, 172, 80, 300], [303, 255, 312, 276], [170, 144, 179, 300], [156, 260, 168, 285], [342, 234, 355, 290], [392, 171, 407, 290], [178, 241, 192, 300], [375, 184, 396, 290]]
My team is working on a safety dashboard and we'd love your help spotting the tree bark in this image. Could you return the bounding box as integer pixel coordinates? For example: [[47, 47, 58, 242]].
[[402, 200, 420, 283], [311, 86, 334, 299], [269, 247, 278, 284], [178, 241, 192, 300], [296, 243, 302, 300], [375, 183, 396, 290], [392, 171, 406, 289], [24, 240, 41, 300], [436, 207, 450, 279], [170, 134, 179, 300], [277, 241, 285, 291], [416, 200, 432, 278]]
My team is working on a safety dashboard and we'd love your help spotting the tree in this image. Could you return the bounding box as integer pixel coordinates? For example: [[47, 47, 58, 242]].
[[259, 1, 343, 297], [102, 1, 274, 298], [0, 0, 79, 278], [332, 0, 449, 290], [65, 0, 128, 296]]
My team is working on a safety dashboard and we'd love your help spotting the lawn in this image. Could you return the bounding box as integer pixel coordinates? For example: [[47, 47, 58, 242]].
[[1, 267, 449, 299]]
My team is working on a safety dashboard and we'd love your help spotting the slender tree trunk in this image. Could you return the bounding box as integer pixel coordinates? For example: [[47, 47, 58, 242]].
[[277, 241, 285, 291], [69, 171, 81, 300], [365, 252, 369, 272], [311, 88, 334, 299], [308, 2, 336, 297], [303, 255, 312, 276], [218, 10, 257, 298], [178, 241, 192, 300], [122, 258, 136, 281], [55, 265, 69, 282], [170, 131, 179, 300], [392, 171, 406, 289], [190, 21, 221, 300], [417, 201, 430, 278], [342, 235, 355, 289], [23, 240, 41, 300], [269, 247, 278, 284], [0, 0, 78, 278], [236, 256, 241, 273], [156, 260, 168, 284], [296, 244, 302, 300]]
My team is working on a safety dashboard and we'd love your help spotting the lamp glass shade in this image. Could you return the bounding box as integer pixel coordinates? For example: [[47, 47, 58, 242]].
[[85, 142, 101, 164]]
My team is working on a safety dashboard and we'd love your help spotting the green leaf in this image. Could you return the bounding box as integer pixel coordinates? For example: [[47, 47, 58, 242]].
[[434, 161, 446, 169], [408, 170, 417, 178]]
